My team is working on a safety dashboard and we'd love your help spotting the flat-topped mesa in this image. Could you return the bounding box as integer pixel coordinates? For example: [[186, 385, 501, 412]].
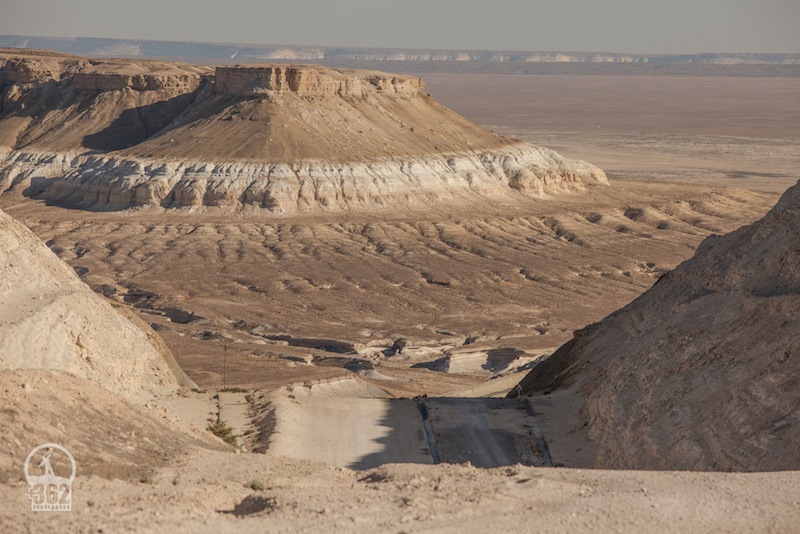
[[214, 65, 424, 97], [0, 50, 609, 213]]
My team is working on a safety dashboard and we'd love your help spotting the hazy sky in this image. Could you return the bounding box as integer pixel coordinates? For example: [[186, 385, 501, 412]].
[[2, 0, 799, 54]]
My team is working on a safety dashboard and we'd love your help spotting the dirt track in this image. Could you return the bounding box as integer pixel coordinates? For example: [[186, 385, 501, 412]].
[[267, 382, 549, 469]]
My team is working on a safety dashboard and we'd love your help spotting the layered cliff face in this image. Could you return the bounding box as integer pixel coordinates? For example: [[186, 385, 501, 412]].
[[0, 207, 191, 400], [2, 145, 603, 213], [515, 181, 800, 472], [0, 51, 607, 213], [215, 65, 423, 96]]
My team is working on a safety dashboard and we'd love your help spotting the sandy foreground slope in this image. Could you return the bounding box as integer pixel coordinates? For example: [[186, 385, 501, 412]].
[[2, 363, 799, 532], [3, 443, 800, 532]]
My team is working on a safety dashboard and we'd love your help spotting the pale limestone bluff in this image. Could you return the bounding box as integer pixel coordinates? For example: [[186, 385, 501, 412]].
[[515, 180, 800, 472], [0, 145, 606, 212], [0, 54, 608, 213], [215, 65, 423, 97], [0, 208, 192, 400]]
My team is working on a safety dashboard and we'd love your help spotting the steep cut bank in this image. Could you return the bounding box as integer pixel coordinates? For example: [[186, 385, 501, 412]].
[[0, 50, 606, 213], [515, 181, 800, 472], [0, 207, 191, 400]]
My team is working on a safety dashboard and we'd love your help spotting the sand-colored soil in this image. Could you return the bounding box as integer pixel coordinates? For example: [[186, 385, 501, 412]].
[[264, 378, 546, 470], [3, 446, 800, 532], [269, 395, 433, 469], [0, 370, 225, 484], [1, 179, 773, 398]]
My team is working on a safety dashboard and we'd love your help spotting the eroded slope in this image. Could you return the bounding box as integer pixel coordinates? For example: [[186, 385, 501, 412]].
[[516, 181, 800, 471], [4, 180, 774, 394], [0, 207, 190, 400]]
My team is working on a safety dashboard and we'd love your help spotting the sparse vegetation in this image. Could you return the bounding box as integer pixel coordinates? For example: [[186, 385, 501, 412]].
[[139, 469, 156, 485], [248, 480, 266, 491], [207, 420, 238, 446], [220, 387, 249, 393]]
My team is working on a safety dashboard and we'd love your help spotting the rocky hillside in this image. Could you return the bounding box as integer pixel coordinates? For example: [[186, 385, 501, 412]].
[[0, 207, 191, 400], [0, 50, 606, 213], [515, 181, 800, 472]]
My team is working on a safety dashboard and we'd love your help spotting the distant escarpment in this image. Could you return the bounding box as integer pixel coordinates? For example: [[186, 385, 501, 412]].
[[0, 50, 607, 213], [3, 37, 799, 67], [515, 181, 800, 472]]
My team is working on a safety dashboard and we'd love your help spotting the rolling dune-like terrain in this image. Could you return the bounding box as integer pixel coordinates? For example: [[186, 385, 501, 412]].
[[5, 180, 774, 393]]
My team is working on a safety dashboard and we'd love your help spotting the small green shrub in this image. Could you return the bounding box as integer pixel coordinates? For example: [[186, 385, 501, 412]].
[[220, 387, 249, 393], [207, 420, 238, 446], [248, 480, 266, 491]]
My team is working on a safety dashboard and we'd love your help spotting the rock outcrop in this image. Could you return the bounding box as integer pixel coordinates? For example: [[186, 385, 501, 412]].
[[215, 65, 422, 97], [514, 181, 800, 472], [0, 50, 607, 213], [0, 50, 82, 84], [1, 145, 604, 212], [0, 207, 192, 400]]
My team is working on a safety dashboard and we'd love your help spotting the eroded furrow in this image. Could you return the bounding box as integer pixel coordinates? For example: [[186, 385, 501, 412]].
[[7, 181, 776, 390]]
